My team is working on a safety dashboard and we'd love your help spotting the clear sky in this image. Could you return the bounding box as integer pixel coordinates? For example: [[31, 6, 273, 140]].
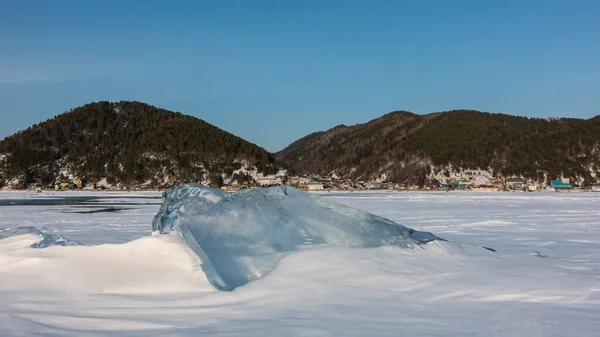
[[1, 0, 599, 151]]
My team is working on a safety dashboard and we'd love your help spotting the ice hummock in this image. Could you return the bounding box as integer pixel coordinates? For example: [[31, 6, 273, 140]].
[[0, 226, 79, 248], [152, 183, 446, 290]]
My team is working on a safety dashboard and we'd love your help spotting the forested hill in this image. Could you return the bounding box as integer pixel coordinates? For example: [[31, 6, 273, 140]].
[[0, 101, 277, 188], [276, 110, 600, 185]]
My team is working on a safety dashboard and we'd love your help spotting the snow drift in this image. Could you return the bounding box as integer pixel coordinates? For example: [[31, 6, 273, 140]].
[[152, 183, 446, 290]]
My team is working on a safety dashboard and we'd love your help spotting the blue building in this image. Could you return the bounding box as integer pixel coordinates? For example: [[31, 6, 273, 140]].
[[550, 180, 572, 189]]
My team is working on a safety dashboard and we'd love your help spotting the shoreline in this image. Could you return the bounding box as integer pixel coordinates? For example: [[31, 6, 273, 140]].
[[1, 188, 597, 195]]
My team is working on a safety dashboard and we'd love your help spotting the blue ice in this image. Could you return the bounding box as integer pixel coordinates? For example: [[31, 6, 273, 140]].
[[0, 226, 78, 248], [152, 184, 444, 290]]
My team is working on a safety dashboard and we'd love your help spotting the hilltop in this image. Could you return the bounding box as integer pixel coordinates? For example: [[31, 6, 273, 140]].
[[0, 101, 279, 189], [276, 110, 600, 186]]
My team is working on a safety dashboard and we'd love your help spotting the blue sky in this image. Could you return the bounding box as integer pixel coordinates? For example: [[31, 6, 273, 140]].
[[1, 0, 599, 151]]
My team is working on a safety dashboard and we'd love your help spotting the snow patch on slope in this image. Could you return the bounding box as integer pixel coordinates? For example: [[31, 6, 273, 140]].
[[429, 164, 496, 185]]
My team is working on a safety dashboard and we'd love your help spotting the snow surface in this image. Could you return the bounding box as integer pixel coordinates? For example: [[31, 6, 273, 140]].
[[1, 190, 599, 336]]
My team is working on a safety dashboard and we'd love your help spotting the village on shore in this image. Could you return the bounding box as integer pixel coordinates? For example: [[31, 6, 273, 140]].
[[10, 169, 600, 193], [258, 174, 600, 193]]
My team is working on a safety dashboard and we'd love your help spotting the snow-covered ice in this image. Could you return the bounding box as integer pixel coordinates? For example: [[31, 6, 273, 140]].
[[1, 190, 599, 336]]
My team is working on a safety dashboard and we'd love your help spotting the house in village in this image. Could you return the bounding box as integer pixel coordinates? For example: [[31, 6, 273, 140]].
[[551, 179, 572, 190], [456, 180, 472, 189], [255, 174, 283, 186], [489, 179, 504, 190], [53, 177, 84, 190], [298, 177, 311, 185], [306, 182, 324, 191], [504, 178, 527, 190]]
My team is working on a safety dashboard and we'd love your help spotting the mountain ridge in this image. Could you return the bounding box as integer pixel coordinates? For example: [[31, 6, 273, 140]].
[[2, 102, 599, 189], [276, 109, 600, 186]]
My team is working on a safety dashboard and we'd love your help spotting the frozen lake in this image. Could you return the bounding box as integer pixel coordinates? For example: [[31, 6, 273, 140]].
[[1, 190, 599, 336]]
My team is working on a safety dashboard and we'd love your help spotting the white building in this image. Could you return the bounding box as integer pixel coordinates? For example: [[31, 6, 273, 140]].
[[298, 177, 311, 185], [307, 183, 324, 191], [256, 175, 283, 186]]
